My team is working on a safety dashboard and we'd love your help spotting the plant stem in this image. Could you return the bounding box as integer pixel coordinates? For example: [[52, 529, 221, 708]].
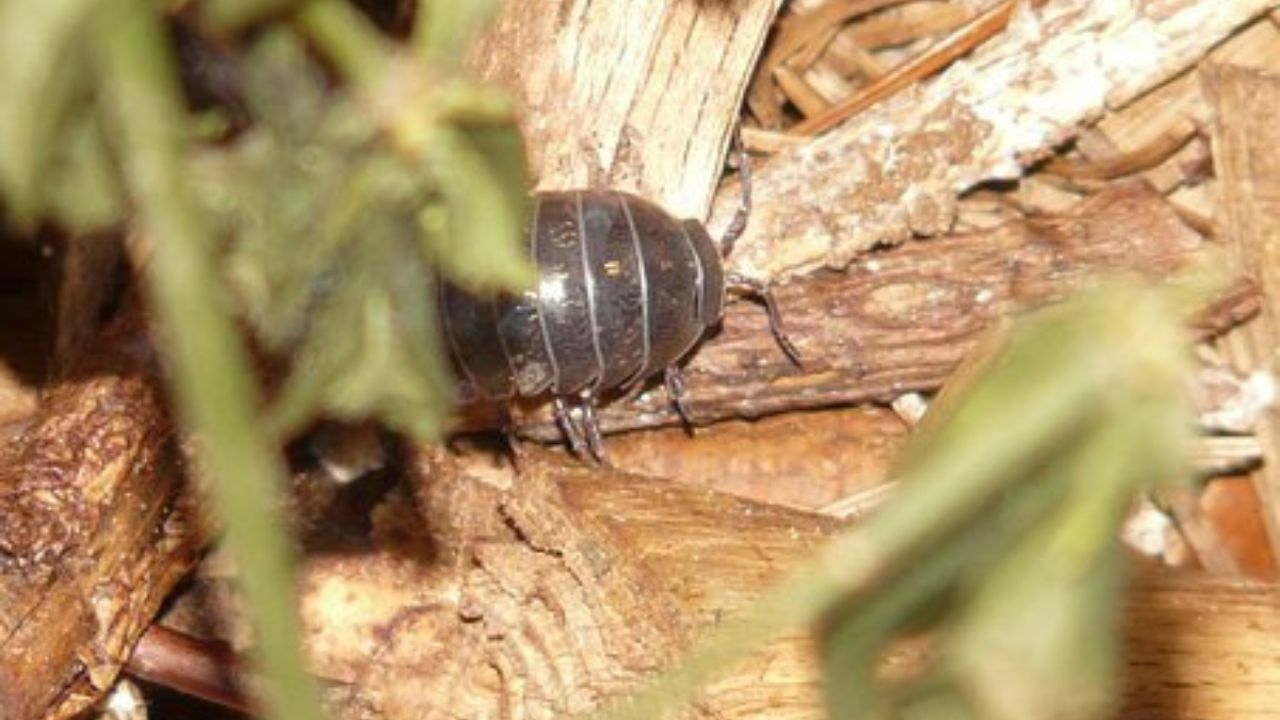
[[294, 0, 391, 92], [94, 2, 324, 719]]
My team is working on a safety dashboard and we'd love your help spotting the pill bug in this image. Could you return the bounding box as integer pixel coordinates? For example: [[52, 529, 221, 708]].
[[437, 144, 798, 463]]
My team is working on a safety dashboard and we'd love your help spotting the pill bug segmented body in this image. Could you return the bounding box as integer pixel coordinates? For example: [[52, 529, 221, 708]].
[[437, 152, 797, 463]]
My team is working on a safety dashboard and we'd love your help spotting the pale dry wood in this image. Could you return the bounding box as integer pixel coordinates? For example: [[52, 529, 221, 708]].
[[1062, 17, 1280, 214], [285, 448, 1280, 720], [467, 0, 782, 221], [0, 310, 204, 720], [708, 0, 1280, 282], [502, 183, 1257, 440], [1120, 568, 1280, 720], [1203, 63, 1280, 572]]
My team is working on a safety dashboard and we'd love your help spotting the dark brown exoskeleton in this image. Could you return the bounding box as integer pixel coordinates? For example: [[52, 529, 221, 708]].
[[437, 143, 798, 463]]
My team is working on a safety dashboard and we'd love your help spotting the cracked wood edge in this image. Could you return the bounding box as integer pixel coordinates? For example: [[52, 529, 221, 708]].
[[0, 310, 204, 720], [468, 0, 782, 220], [708, 0, 1280, 282], [494, 182, 1257, 441]]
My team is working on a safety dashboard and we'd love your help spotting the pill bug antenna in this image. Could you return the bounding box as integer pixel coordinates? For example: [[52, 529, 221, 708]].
[[726, 273, 803, 367], [719, 126, 752, 259], [719, 125, 803, 368]]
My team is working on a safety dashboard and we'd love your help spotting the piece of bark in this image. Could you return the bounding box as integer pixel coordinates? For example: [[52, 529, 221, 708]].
[[707, 0, 1280, 282], [468, 0, 781, 220], [1203, 63, 1280, 573], [600, 405, 910, 511], [285, 448, 1280, 720], [504, 182, 1257, 440], [0, 310, 204, 720]]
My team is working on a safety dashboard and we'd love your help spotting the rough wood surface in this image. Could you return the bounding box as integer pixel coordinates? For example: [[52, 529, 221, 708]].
[[707, 0, 1280, 282], [503, 183, 1258, 440], [468, 0, 782, 220], [284, 449, 1280, 720], [1204, 63, 1280, 572], [296, 447, 836, 719], [601, 405, 910, 511], [0, 311, 203, 720]]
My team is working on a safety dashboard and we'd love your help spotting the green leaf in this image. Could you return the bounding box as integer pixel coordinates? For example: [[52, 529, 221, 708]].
[[46, 107, 124, 232], [0, 0, 107, 228], [200, 0, 301, 33], [91, 2, 325, 720], [413, 0, 504, 61], [420, 124, 535, 294], [266, 224, 454, 440]]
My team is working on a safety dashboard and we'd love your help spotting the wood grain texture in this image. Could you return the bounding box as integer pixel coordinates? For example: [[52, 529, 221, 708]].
[[1204, 63, 1280, 573], [502, 183, 1257, 440], [1120, 569, 1280, 719], [297, 447, 835, 720], [287, 448, 1280, 720], [0, 311, 203, 720], [468, 0, 782, 220], [707, 0, 1280, 282]]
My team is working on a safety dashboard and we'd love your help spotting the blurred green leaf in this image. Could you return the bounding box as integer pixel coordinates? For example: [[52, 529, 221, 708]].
[[200, 0, 301, 33], [90, 2, 324, 720], [266, 219, 454, 440], [0, 0, 106, 228], [420, 123, 534, 293], [47, 109, 124, 232], [818, 281, 1193, 720], [413, 0, 504, 60], [594, 277, 1198, 720], [194, 30, 528, 439]]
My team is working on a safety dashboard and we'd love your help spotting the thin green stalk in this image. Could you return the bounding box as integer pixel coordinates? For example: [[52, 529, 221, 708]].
[[94, 3, 324, 720], [294, 0, 391, 92]]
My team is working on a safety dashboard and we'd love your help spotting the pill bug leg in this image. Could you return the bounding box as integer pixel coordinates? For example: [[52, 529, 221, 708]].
[[717, 126, 802, 367], [664, 366, 696, 432], [553, 396, 593, 461], [498, 405, 527, 465], [727, 274, 803, 367], [579, 388, 609, 466]]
